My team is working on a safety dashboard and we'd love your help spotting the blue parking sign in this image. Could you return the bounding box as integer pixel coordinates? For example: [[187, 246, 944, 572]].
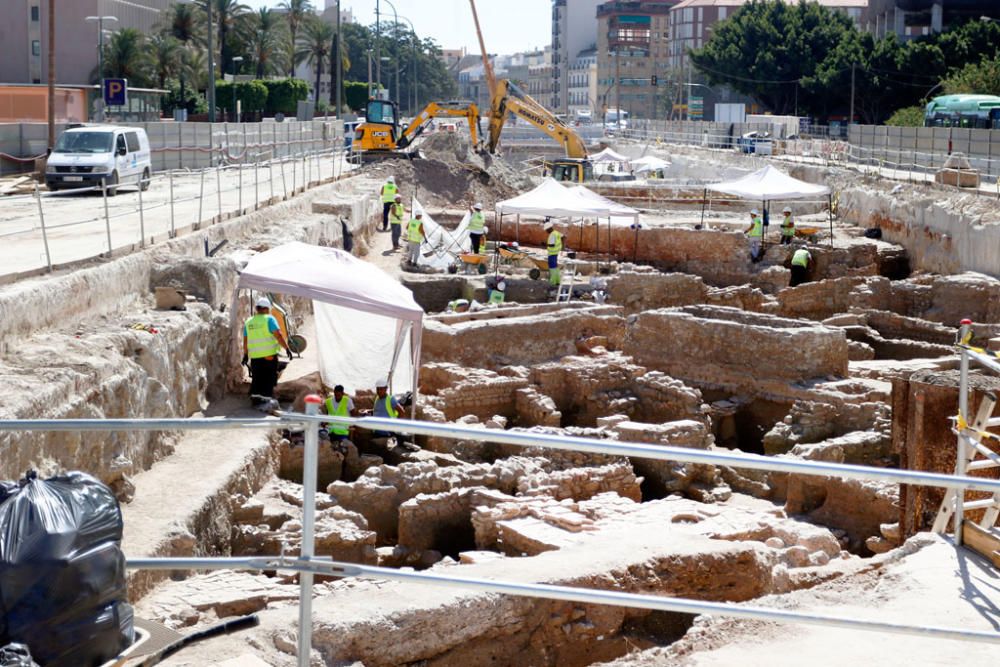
[[103, 78, 127, 106]]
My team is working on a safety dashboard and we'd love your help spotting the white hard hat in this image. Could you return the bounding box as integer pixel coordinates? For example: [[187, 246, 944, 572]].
[[497, 280, 506, 291], [387, 176, 395, 183], [544, 221, 554, 230], [415, 211, 423, 218], [394, 194, 402, 200], [256, 297, 271, 309], [782, 206, 792, 213], [375, 377, 388, 388], [750, 208, 759, 215], [474, 202, 483, 210]]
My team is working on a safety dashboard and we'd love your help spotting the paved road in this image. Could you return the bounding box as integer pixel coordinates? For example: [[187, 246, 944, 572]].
[[0, 153, 355, 279]]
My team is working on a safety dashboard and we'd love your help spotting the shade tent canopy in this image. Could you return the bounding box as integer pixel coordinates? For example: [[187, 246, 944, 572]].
[[631, 156, 671, 174], [236, 242, 424, 402], [706, 165, 831, 200], [496, 179, 611, 218], [590, 147, 630, 163], [570, 185, 639, 224]]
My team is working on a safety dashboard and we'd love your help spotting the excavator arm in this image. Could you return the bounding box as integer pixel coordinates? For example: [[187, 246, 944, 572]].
[[397, 102, 482, 149], [487, 80, 588, 158]]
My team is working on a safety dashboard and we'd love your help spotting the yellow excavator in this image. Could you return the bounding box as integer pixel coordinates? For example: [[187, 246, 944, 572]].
[[351, 98, 482, 158], [469, 0, 594, 182]]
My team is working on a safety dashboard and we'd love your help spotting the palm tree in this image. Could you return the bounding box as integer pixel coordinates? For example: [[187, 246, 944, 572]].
[[101, 28, 152, 86], [182, 48, 210, 92], [149, 34, 183, 89], [197, 0, 250, 74], [280, 0, 313, 77], [161, 2, 203, 47], [296, 17, 334, 103], [249, 8, 288, 78]]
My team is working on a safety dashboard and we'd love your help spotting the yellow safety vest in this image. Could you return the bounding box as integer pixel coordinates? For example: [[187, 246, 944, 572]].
[[547, 230, 563, 256], [390, 203, 406, 226], [244, 314, 281, 359], [324, 395, 350, 435], [748, 216, 763, 238], [407, 219, 424, 243], [468, 211, 485, 232], [781, 215, 795, 237], [792, 249, 811, 267], [383, 395, 398, 418], [489, 289, 505, 304], [381, 182, 398, 203]]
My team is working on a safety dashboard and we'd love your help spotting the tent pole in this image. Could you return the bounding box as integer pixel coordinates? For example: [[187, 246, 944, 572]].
[[828, 194, 834, 249], [515, 214, 519, 244], [632, 218, 640, 264], [700, 188, 706, 228]]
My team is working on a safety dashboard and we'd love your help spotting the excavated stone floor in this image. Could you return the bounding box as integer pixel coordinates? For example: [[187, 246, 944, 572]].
[[3, 135, 1000, 665]]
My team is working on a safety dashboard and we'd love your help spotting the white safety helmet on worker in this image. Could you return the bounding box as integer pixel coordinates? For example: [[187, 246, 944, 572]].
[[256, 297, 271, 309], [750, 208, 759, 215], [376, 377, 389, 388], [783, 206, 792, 214], [387, 176, 395, 183], [544, 221, 554, 230], [474, 203, 483, 210]]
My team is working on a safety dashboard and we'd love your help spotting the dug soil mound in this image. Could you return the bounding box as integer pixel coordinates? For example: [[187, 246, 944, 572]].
[[363, 133, 535, 208]]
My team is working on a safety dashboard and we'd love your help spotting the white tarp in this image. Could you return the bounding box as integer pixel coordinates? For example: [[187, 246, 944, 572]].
[[631, 156, 671, 174], [496, 178, 611, 218], [415, 199, 471, 271], [236, 241, 423, 400], [570, 185, 639, 225], [706, 164, 831, 201], [590, 147, 630, 163]]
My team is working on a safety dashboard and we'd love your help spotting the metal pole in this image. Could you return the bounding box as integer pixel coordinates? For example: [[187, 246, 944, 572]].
[[268, 156, 275, 201], [849, 62, 855, 127], [297, 395, 322, 666], [238, 160, 243, 213], [101, 178, 112, 256], [335, 0, 342, 116], [280, 155, 288, 198], [197, 168, 205, 228], [216, 163, 222, 222], [168, 170, 175, 238], [254, 154, 259, 210], [46, 0, 55, 150], [375, 0, 381, 93], [34, 183, 52, 272], [955, 318, 972, 545], [292, 150, 297, 192], [207, 1, 215, 122], [137, 173, 146, 247]]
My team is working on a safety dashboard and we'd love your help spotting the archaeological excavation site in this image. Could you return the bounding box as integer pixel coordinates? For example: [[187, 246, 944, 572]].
[[2, 132, 1000, 666]]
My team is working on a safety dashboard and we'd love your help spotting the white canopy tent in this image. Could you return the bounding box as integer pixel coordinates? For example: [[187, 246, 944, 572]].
[[590, 147, 630, 164], [703, 165, 834, 246], [631, 156, 671, 175], [570, 185, 639, 226], [235, 242, 424, 413]]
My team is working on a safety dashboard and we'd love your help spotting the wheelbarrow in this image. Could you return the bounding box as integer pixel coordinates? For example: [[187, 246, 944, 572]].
[[499, 244, 547, 280], [267, 293, 308, 355], [458, 252, 491, 275]]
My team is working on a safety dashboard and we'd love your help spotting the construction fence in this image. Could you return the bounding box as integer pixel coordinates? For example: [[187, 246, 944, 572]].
[[0, 119, 345, 176]]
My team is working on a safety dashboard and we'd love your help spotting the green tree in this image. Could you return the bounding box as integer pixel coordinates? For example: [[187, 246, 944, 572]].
[[197, 0, 250, 75], [215, 80, 266, 117], [161, 2, 204, 47], [280, 0, 313, 77], [99, 28, 152, 86], [263, 78, 310, 115], [149, 34, 183, 89], [248, 7, 289, 78], [943, 55, 1000, 96], [162, 79, 208, 115], [690, 0, 859, 117], [344, 80, 370, 111], [885, 106, 925, 127], [296, 16, 335, 104]]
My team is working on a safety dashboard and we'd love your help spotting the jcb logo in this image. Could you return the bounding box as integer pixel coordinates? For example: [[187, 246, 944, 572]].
[[373, 131, 389, 137]]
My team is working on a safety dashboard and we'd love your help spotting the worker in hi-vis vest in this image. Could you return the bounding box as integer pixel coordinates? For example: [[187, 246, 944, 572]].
[[468, 202, 486, 254], [380, 176, 398, 231], [489, 279, 506, 305], [389, 194, 406, 251], [780, 206, 795, 245], [545, 220, 564, 286], [323, 384, 356, 442], [242, 297, 292, 403], [745, 208, 763, 261], [790, 247, 812, 287], [406, 212, 426, 266], [372, 376, 402, 438]]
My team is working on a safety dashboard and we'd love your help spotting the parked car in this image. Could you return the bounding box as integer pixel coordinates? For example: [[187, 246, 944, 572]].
[[736, 131, 773, 155], [46, 125, 151, 195]]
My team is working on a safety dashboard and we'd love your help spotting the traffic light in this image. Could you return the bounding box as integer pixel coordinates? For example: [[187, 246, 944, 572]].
[[651, 75, 658, 86]]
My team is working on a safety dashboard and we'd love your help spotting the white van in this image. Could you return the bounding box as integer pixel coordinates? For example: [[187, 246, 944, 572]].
[[46, 125, 152, 195]]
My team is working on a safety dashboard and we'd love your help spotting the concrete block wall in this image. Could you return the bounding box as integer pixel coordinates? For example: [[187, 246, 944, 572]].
[[849, 124, 1000, 179]]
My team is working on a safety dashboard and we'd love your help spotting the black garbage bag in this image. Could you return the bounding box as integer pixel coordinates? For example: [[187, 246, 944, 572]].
[[0, 471, 134, 667], [0, 644, 39, 667]]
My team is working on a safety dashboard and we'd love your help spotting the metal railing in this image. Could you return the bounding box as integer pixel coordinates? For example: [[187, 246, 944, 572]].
[[4, 399, 1000, 663], [0, 144, 356, 281]]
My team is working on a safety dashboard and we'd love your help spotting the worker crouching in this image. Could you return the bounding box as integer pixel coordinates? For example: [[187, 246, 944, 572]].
[[790, 246, 812, 287]]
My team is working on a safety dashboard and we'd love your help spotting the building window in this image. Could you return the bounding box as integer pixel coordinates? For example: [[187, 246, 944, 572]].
[[31, 40, 40, 56], [30, 5, 39, 21]]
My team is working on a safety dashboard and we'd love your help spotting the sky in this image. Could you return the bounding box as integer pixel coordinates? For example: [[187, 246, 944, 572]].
[[240, 0, 552, 56]]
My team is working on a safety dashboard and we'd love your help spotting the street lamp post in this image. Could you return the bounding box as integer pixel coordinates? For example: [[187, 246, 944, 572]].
[[231, 56, 243, 121], [381, 0, 401, 110], [85, 15, 118, 122], [380, 56, 391, 102]]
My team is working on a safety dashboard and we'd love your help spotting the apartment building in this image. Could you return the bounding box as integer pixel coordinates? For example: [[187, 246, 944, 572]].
[[568, 49, 598, 119], [863, 0, 1000, 38], [0, 0, 172, 86], [551, 0, 604, 113]]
